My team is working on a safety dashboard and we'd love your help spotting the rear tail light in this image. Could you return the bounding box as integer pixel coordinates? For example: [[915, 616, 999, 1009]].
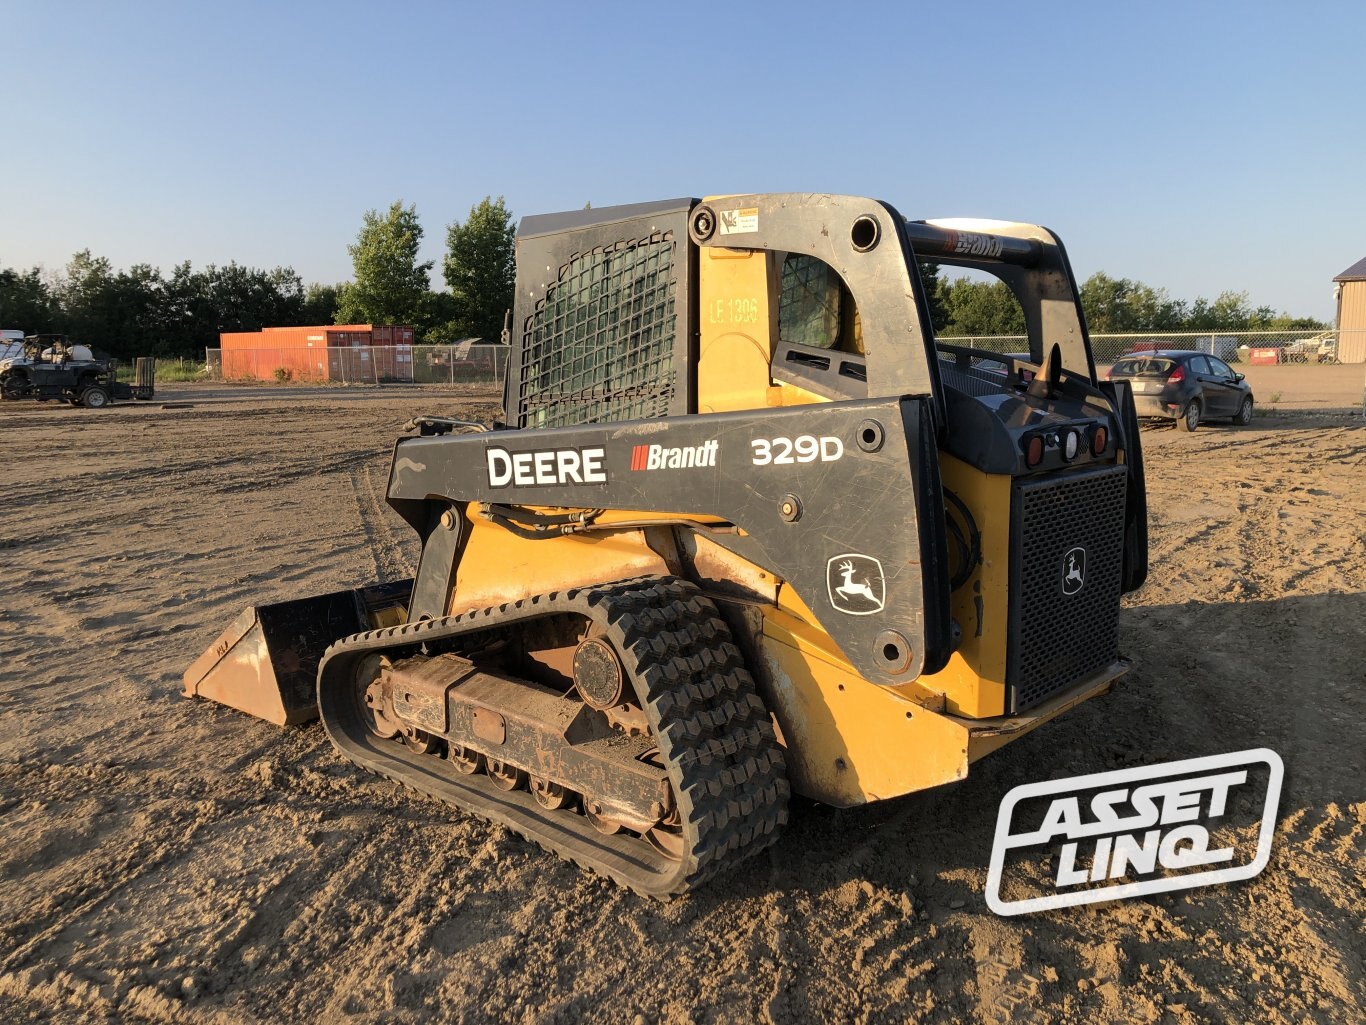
[[1025, 435, 1044, 468], [1168, 365, 1185, 383], [1091, 425, 1108, 455]]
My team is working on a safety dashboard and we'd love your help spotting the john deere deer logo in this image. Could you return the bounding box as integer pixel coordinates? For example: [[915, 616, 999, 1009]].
[[827, 554, 886, 616], [1062, 547, 1086, 595]]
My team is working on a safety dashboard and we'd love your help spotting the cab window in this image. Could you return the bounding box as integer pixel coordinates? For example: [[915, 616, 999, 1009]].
[[778, 254, 863, 353]]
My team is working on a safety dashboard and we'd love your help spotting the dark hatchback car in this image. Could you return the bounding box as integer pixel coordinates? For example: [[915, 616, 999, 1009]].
[[1106, 350, 1254, 432]]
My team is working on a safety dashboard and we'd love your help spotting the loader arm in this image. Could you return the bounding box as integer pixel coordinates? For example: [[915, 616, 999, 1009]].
[[387, 396, 955, 684]]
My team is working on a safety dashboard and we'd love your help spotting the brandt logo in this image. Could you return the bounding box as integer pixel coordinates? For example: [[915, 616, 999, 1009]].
[[630, 440, 718, 471], [826, 554, 885, 616], [1061, 546, 1086, 595], [986, 749, 1284, 916], [944, 229, 1005, 258]]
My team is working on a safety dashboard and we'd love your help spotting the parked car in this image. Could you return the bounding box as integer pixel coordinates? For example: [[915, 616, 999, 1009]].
[[1106, 349, 1254, 432]]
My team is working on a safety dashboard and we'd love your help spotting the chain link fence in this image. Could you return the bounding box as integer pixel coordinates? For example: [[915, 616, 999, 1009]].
[[205, 343, 509, 388], [201, 331, 1360, 392], [945, 329, 1360, 365]]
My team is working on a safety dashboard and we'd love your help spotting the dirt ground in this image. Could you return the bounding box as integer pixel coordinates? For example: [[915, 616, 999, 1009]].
[[1213, 362, 1363, 410], [1, 382, 1362, 1025]]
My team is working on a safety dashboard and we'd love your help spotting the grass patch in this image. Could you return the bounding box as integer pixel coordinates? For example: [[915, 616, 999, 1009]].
[[116, 358, 209, 383]]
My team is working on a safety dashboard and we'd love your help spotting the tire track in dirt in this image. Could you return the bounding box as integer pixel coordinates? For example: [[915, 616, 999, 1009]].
[[348, 460, 415, 583], [0, 815, 213, 972]]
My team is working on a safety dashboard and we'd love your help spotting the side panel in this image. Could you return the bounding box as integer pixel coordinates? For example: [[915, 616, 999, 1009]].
[[751, 596, 1124, 807], [447, 513, 670, 618], [757, 604, 969, 807], [923, 455, 1012, 717], [1100, 378, 1150, 594], [696, 247, 778, 414]]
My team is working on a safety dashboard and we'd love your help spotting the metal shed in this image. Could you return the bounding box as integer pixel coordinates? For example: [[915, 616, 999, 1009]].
[[1333, 257, 1366, 363]]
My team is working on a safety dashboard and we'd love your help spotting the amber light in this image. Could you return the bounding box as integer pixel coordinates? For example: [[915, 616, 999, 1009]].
[[1091, 425, 1108, 455]]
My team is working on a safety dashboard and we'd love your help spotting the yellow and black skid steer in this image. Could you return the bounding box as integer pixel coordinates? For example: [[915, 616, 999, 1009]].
[[184, 194, 1148, 897]]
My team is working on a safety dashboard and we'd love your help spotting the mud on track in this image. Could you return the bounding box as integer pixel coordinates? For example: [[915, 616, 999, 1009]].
[[1, 387, 1362, 1024]]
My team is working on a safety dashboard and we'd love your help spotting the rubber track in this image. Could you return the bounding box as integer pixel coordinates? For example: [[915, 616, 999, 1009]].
[[316, 576, 789, 897]]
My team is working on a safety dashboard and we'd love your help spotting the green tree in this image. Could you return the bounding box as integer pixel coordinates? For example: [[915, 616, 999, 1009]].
[[336, 201, 434, 327], [105, 263, 164, 353], [442, 196, 515, 341], [301, 283, 341, 325], [1079, 272, 1185, 332], [936, 276, 1027, 336], [0, 266, 56, 331], [57, 249, 116, 342], [53, 251, 167, 355], [154, 260, 308, 356], [916, 261, 948, 333], [416, 291, 462, 341]]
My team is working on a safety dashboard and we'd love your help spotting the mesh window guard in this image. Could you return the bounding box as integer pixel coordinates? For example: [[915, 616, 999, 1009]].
[[517, 233, 678, 428]]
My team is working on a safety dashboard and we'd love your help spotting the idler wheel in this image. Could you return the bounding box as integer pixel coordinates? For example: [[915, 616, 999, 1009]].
[[353, 655, 400, 740], [572, 637, 624, 710]]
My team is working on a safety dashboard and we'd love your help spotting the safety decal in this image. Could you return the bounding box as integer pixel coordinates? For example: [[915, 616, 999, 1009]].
[[718, 207, 759, 235]]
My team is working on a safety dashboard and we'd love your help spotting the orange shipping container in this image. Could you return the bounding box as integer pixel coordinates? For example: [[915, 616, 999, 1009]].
[[218, 325, 414, 381]]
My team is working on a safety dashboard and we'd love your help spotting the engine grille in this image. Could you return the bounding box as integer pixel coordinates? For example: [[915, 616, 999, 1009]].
[[1007, 465, 1128, 713], [516, 233, 679, 429]]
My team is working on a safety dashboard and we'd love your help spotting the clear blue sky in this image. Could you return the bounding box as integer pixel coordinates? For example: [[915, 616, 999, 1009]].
[[4, 1, 1362, 321]]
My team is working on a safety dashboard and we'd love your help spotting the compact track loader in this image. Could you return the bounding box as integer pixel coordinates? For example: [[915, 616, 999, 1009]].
[[185, 194, 1148, 896]]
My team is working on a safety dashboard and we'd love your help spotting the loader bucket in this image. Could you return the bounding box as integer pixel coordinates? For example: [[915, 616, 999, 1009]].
[[183, 581, 410, 726]]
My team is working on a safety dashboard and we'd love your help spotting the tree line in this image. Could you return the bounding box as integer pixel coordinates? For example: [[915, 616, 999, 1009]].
[[0, 196, 516, 359], [1, 199, 1323, 360], [929, 268, 1325, 336], [0, 255, 341, 358]]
